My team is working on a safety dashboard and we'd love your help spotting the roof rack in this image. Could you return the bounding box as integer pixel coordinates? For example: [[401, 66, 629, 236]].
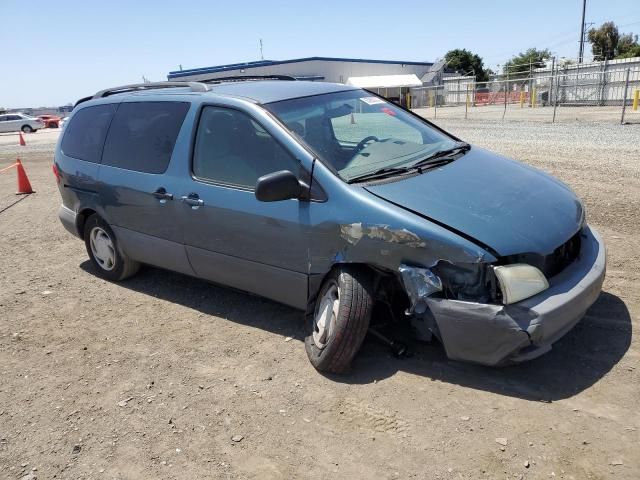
[[202, 75, 297, 84], [92, 81, 209, 99]]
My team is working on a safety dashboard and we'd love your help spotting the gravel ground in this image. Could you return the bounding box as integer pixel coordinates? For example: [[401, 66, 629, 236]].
[[0, 121, 638, 479], [415, 104, 640, 124]]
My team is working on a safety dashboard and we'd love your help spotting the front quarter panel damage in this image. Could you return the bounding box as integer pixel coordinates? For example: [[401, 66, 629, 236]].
[[399, 264, 443, 314]]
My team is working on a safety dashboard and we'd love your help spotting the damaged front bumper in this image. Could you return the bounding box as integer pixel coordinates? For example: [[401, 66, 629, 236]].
[[422, 226, 606, 366]]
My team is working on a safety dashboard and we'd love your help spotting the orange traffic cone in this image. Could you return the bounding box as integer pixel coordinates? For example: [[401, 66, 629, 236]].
[[15, 159, 34, 194], [19, 132, 26, 146]]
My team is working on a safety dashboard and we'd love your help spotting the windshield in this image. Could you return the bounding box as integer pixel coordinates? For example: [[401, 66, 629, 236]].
[[265, 89, 458, 182]]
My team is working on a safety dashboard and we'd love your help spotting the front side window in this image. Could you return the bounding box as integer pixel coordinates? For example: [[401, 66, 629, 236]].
[[193, 106, 299, 188], [265, 89, 458, 182], [61, 104, 116, 163], [102, 101, 190, 174]]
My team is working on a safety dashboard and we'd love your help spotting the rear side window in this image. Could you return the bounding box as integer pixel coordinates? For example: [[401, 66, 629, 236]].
[[61, 104, 116, 163], [102, 102, 190, 174]]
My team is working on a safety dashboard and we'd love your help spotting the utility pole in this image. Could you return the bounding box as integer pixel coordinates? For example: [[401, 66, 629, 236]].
[[259, 39, 264, 60], [578, 0, 587, 63]]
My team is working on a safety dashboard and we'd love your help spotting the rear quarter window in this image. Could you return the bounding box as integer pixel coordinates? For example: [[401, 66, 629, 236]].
[[101, 101, 190, 174], [61, 104, 116, 163]]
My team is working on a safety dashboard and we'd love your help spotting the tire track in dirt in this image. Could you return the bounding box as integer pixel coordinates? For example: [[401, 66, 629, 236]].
[[334, 398, 410, 438]]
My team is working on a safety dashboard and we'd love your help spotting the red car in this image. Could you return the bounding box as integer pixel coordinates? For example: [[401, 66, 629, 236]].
[[38, 114, 62, 128]]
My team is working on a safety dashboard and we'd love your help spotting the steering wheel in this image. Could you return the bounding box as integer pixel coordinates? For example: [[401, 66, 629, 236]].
[[353, 135, 380, 154]]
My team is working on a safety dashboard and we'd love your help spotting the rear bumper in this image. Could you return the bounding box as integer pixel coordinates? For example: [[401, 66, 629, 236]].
[[58, 205, 81, 238], [425, 225, 606, 366]]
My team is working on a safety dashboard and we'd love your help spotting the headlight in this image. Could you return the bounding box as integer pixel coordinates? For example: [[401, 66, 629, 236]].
[[493, 264, 549, 304]]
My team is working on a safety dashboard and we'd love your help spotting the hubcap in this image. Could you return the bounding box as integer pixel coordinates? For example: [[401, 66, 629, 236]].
[[90, 227, 116, 271], [313, 283, 339, 349]]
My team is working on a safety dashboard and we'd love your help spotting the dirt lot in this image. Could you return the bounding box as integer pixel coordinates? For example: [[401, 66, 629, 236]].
[[1, 122, 638, 480]]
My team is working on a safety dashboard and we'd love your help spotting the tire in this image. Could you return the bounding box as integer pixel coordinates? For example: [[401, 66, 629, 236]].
[[50, 122, 59, 129], [21, 125, 34, 133], [84, 214, 140, 281], [305, 266, 374, 374]]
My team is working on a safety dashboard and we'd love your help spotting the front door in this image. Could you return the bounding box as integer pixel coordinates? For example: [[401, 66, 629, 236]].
[[3, 115, 22, 133], [180, 105, 311, 309]]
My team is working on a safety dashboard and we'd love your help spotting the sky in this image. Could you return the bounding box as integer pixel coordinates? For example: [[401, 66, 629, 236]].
[[1, 0, 639, 108]]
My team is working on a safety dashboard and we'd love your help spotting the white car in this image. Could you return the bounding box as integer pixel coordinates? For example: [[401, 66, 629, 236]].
[[0, 113, 44, 133]]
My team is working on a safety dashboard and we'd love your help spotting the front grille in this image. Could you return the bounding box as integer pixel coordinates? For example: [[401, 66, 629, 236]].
[[502, 230, 582, 279], [541, 230, 582, 277]]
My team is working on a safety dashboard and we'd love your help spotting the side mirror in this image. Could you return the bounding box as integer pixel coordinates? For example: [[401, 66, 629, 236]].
[[255, 170, 303, 202]]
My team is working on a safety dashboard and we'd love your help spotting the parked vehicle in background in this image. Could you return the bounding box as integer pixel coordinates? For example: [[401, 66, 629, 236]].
[[59, 116, 70, 129], [53, 79, 606, 374], [0, 113, 44, 133], [38, 114, 62, 128]]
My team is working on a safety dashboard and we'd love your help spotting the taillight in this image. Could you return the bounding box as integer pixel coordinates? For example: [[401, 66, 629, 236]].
[[52, 163, 61, 183]]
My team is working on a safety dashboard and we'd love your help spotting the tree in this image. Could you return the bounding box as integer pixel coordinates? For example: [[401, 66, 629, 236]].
[[616, 32, 640, 59], [503, 48, 552, 77], [588, 22, 640, 60], [588, 22, 620, 60], [444, 49, 489, 82]]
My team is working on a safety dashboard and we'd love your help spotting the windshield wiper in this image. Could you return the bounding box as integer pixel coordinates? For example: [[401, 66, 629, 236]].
[[347, 165, 414, 184], [346, 142, 471, 184], [410, 142, 471, 169]]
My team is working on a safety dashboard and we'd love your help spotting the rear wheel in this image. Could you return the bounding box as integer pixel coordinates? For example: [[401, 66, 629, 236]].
[[84, 215, 140, 281], [305, 266, 374, 373], [21, 125, 34, 133]]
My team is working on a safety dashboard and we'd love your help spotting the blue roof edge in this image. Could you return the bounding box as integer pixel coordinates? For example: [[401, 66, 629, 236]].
[[168, 56, 433, 79]]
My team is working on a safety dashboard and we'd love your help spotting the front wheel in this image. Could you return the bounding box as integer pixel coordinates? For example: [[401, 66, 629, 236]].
[[21, 125, 34, 133], [84, 214, 140, 281], [305, 266, 374, 373]]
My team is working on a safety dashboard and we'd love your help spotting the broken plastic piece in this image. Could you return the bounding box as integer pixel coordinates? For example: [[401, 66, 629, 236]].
[[399, 264, 443, 314]]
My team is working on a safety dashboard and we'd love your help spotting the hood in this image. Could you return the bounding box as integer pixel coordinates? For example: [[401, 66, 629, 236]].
[[364, 147, 583, 257]]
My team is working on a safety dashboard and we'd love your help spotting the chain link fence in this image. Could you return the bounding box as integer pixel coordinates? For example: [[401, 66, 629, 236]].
[[410, 68, 640, 124]]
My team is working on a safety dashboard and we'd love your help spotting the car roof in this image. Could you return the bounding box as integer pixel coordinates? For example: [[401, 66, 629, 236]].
[[94, 80, 359, 106], [205, 80, 357, 104]]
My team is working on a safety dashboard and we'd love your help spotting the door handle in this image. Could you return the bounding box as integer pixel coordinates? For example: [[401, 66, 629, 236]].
[[181, 194, 204, 208], [152, 187, 173, 201]]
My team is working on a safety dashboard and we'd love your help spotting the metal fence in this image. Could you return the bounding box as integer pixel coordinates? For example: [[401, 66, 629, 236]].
[[410, 68, 640, 124]]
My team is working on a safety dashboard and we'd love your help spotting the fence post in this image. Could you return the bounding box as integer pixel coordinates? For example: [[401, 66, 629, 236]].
[[472, 80, 476, 107], [434, 87, 438, 119], [598, 59, 608, 106], [621, 68, 631, 125], [465, 84, 469, 119], [502, 79, 508, 120], [633, 88, 639, 111], [552, 73, 560, 123]]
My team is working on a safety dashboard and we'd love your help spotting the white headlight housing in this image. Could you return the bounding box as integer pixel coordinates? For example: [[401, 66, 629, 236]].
[[493, 264, 549, 305]]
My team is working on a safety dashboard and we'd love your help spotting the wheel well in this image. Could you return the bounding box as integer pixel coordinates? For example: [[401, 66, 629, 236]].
[[310, 263, 408, 313], [76, 209, 97, 237]]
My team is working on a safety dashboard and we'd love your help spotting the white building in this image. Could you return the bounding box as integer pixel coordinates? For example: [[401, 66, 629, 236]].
[[167, 56, 436, 105]]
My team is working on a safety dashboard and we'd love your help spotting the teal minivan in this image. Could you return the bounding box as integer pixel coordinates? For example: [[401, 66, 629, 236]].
[[54, 78, 606, 373]]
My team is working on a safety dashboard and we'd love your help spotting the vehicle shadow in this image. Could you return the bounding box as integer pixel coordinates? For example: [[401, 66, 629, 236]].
[[80, 261, 307, 340], [81, 262, 631, 402], [347, 291, 632, 402]]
